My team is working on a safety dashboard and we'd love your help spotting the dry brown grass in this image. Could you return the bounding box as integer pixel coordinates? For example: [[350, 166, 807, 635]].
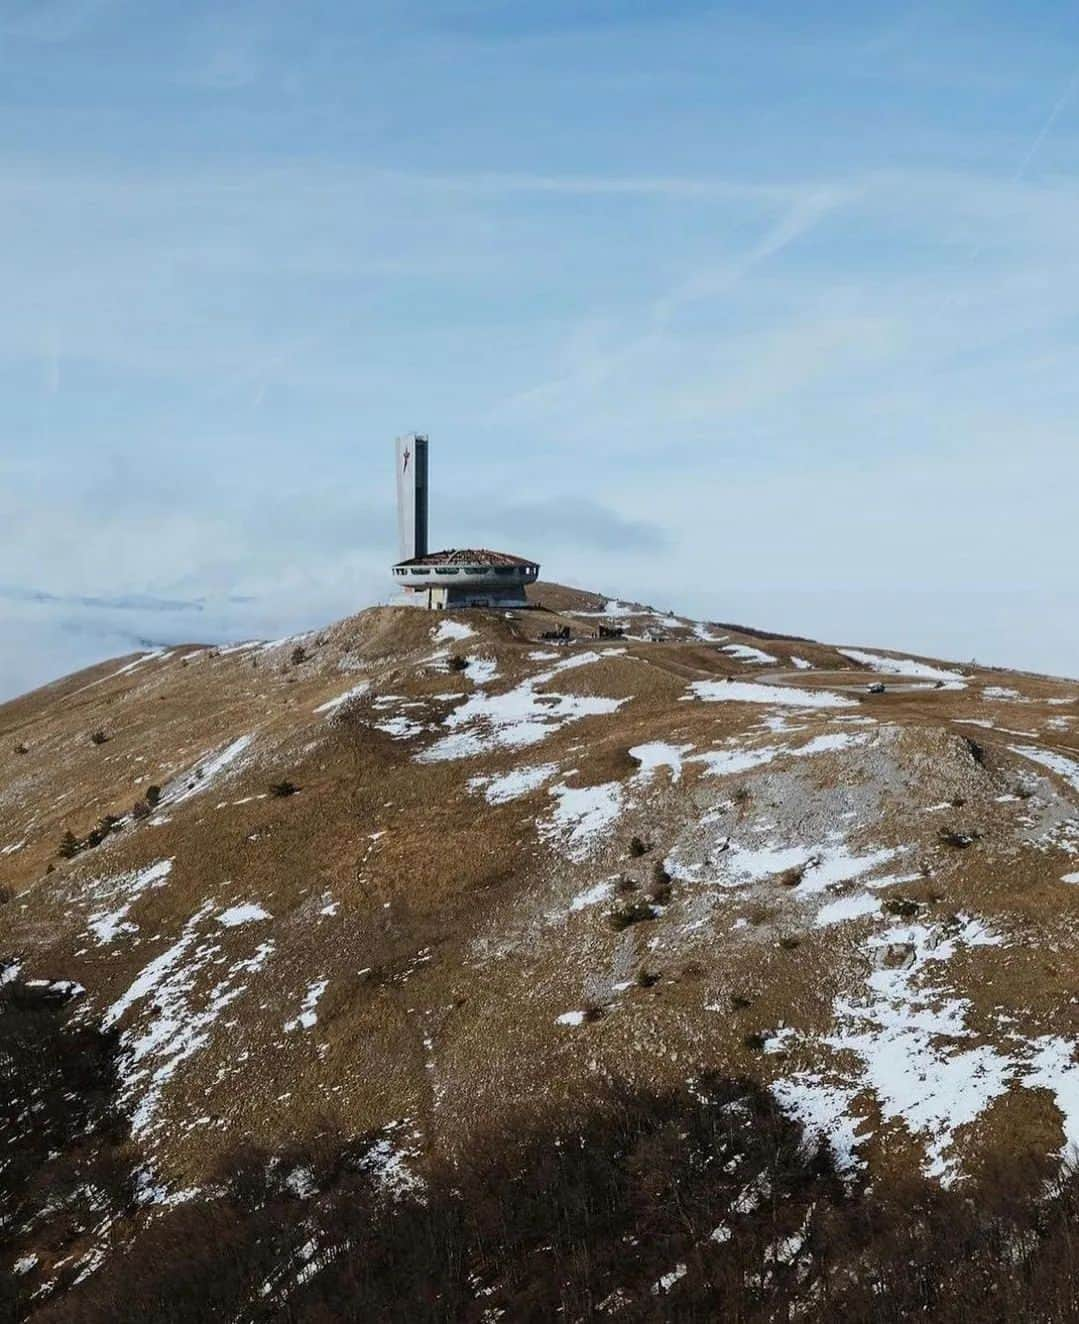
[[0, 580, 1077, 1218]]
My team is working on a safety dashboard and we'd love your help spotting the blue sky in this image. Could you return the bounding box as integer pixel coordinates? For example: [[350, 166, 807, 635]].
[[2, 0, 1078, 698]]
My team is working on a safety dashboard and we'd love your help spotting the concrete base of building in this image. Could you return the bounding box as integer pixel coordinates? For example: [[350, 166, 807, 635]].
[[406, 586, 531, 609]]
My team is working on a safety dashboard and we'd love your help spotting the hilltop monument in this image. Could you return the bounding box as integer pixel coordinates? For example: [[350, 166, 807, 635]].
[[391, 433, 540, 609]]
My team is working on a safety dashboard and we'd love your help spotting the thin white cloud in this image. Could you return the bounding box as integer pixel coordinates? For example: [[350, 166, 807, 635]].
[[489, 186, 851, 420], [653, 187, 850, 325], [1014, 61, 1079, 180]]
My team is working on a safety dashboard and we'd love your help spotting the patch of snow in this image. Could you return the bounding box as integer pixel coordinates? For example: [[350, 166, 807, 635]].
[[797, 731, 871, 756], [556, 1010, 586, 1026], [815, 892, 882, 927], [983, 686, 1023, 700], [1061, 872, 1079, 885], [217, 902, 270, 927], [758, 714, 802, 733], [103, 903, 275, 1135], [568, 879, 615, 912], [724, 643, 778, 664], [790, 656, 813, 670], [464, 656, 499, 685], [1010, 745, 1079, 794], [784, 918, 1012, 1182], [732, 1174, 771, 1214], [86, 858, 174, 945], [771, 1213, 812, 1266], [468, 762, 559, 804], [684, 728, 870, 781], [543, 782, 625, 859], [285, 979, 328, 1032], [65, 648, 171, 698], [165, 735, 254, 806], [771, 1075, 864, 1175], [687, 680, 856, 710], [536, 649, 623, 678], [106, 649, 168, 679], [840, 649, 967, 684], [651, 1263, 687, 1295], [217, 640, 263, 655], [679, 834, 903, 895], [313, 681, 370, 714], [258, 631, 314, 653], [570, 600, 649, 619], [1019, 1038, 1079, 1165], [359, 1130, 424, 1198], [433, 619, 475, 643], [763, 1025, 798, 1054], [375, 716, 426, 740], [133, 1165, 198, 1208], [629, 741, 694, 782], [419, 653, 627, 761], [834, 922, 1010, 1180], [792, 843, 905, 895], [285, 1166, 318, 1199], [689, 744, 782, 777]]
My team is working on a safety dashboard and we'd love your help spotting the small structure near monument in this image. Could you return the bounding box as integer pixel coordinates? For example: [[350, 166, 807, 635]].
[[391, 434, 540, 609]]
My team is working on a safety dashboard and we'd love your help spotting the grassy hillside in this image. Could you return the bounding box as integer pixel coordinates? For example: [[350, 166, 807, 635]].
[[2, 585, 1078, 1318]]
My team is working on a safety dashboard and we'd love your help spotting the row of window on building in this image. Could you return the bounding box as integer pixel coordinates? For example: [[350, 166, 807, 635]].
[[393, 565, 537, 578]]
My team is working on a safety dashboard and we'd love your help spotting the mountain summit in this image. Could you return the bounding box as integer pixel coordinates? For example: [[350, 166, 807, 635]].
[[3, 584, 1079, 1318]]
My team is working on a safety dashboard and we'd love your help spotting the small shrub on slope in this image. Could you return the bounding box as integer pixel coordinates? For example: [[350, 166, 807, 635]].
[[608, 901, 655, 931], [84, 815, 122, 849], [938, 827, 980, 849], [57, 830, 81, 859]]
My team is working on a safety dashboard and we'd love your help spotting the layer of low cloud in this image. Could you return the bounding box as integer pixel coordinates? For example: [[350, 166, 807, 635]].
[[0, 480, 671, 699]]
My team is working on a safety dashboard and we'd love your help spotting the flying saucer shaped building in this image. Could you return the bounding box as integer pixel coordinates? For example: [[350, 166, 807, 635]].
[[391, 435, 540, 608]]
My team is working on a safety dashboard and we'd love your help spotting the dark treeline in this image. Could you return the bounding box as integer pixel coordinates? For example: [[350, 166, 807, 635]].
[[0, 976, 136, 1324], [5, 980, 1079, 1322]]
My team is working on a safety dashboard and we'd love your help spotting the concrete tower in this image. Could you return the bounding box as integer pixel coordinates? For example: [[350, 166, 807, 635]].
[[391, 433, 539, 608], [395, 434, 429, 562]]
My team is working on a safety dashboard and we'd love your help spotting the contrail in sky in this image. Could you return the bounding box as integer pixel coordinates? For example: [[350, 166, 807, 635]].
[[1014, 61, 1079, 180]]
